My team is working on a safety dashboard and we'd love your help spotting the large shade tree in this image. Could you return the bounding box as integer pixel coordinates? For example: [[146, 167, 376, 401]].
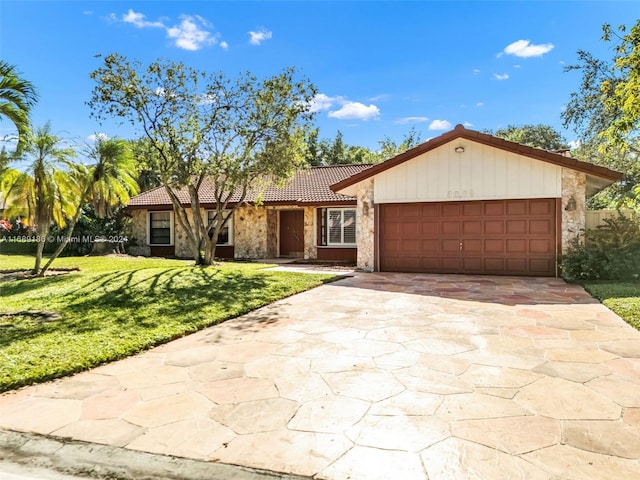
[[306, 130, 378, 166], [305, 127, 423, 166], [492, 124, 569, 151], [89, 53, 317, 265], [0, 61, 38, 156], [377, 126, 424, 160], [562, 21, 640, 206]]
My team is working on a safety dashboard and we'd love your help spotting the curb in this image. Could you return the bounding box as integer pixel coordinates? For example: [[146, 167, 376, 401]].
[[0, 430, 311, 480]]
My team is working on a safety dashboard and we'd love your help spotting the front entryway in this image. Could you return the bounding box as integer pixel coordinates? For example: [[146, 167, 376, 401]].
[[279, 210, 304, 257]]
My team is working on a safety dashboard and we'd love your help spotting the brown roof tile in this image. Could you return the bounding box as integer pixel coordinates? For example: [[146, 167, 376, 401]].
[[127, 164, 372, 209], [331, 124, 623, 193]]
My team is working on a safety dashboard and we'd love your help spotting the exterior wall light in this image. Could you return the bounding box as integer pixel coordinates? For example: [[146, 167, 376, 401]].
[[454, 146, 465, 153], [565, 196, 577, 211]]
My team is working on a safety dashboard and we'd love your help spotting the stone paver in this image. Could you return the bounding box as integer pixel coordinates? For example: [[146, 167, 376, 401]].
[[2, 273, 640, 479], [451, 415, 561, 454]]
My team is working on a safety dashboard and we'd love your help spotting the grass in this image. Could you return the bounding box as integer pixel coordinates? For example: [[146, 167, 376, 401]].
[[0, 254, 338, 392], [582, 280, 640, 331]]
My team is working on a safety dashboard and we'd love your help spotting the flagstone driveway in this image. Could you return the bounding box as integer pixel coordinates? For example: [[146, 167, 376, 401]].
[[1, 273, 640, 479]]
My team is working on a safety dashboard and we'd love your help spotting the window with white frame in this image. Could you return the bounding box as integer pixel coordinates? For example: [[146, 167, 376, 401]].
[[149, 211, 172, 245], [325, 208, 356, 246], [207, 210, 233, 245]]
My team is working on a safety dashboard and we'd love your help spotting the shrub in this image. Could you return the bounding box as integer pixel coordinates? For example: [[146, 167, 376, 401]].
[[560, 212, 640, 280]]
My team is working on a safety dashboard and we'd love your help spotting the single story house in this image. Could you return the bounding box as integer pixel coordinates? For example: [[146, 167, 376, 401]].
[[126, 164, 370, 263], [126, 125, 622, 277]]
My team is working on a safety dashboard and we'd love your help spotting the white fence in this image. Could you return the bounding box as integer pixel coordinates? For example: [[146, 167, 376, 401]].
[[585, 209, 636, 229]]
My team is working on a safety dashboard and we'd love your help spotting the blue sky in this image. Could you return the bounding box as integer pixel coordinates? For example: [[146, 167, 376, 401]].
[[1, 1, 638, 153]]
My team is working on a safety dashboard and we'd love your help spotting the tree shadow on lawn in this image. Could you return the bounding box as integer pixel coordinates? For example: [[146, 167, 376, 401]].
[[65, 266, 187, 296], [0, 273, 72, 297], [1, 265, 331, 348], [57, 266, 283, 335]]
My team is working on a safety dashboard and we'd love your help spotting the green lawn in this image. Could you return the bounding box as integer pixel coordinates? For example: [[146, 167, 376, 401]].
[[0, 255, 338, 392], [582, 281, 640, 331]]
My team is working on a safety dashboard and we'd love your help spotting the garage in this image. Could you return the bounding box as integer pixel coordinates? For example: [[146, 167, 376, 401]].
[[379, 198, 558, 276], [330, 125, 623, 276]]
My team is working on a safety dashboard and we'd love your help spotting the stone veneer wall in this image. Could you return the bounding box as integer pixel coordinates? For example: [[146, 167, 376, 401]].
[[127, 205, 322, 260], [561, 168, 586, 254], [266, 209, 278, 258], [126, 208, 198, 259], [303, 207, 317, 260], [356, 179, 375, 271], [127, 209, 150, 256], [234, 205, 269, 258], [174, 208, 200, 258]]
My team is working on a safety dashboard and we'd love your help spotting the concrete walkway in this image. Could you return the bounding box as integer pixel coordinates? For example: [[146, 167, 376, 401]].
[[1, 273, 640, 479]]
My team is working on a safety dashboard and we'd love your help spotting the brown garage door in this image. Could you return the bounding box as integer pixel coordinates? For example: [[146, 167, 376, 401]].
[[380, 199, 558, 276]]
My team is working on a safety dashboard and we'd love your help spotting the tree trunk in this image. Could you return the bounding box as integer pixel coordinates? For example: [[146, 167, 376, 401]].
[[40, 217, 79, 275], [179, 210, 204, 265], [203, 235, 217, 265], [187, 184, 213, 266], [39, 183, 94, 276], [33, 240, 45, 275], [162, 184, 205, 266]]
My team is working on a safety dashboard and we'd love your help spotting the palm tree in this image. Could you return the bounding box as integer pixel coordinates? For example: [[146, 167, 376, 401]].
[[1, 123, 78, 274], [0, 61, 38, 152], [40, 137, 139, 274]]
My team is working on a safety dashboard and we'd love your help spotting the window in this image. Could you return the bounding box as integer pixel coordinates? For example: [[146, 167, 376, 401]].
[[324, 208, 356, 246], [149, 211, 172, 245], [207, 210, 233, 245]]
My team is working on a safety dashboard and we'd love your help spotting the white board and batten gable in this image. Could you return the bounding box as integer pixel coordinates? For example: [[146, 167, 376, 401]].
[[331, 125, 621, 207], [373, 139, 562, 204]]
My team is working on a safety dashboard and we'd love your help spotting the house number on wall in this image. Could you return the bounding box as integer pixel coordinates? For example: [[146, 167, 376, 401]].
[[447, 190, 473, 198]]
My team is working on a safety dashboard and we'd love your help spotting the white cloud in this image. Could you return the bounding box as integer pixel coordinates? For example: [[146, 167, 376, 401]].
[[122, 9, 164, 28], [87, 133, 109, 143], [463, 122, 473, 127], [395, 116, 428, 125], [473, 68, 480, 75], [308, 93, 339, 113], [568, 139, 581, 150], [429, 120, 451, 131], [167, 15, 217, 51], [502, 39, 554, 58], [220, 41, 229, 50], [328, 102, 380, 121], [493, 73, 509, 80], [513, 64, 521, 68], [308, 93, 381, 121], [476, 102, 484, 107], [83, 10, 93, 16], [249, 28, 272, 45], [118, 11, 220, 51]]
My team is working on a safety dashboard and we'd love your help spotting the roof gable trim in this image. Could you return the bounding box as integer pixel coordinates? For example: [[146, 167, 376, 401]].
[[331, 125, 623, 193]]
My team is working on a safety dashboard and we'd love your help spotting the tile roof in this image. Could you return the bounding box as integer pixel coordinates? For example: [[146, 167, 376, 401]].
[[331, 124, 624, 193], [127, 164, 372, 209]]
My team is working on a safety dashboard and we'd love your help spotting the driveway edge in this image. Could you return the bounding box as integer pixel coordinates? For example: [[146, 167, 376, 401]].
[[0, 430, 310, 480]]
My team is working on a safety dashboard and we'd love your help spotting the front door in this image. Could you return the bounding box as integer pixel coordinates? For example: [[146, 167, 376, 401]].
[[279, 210, 304, 257]]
